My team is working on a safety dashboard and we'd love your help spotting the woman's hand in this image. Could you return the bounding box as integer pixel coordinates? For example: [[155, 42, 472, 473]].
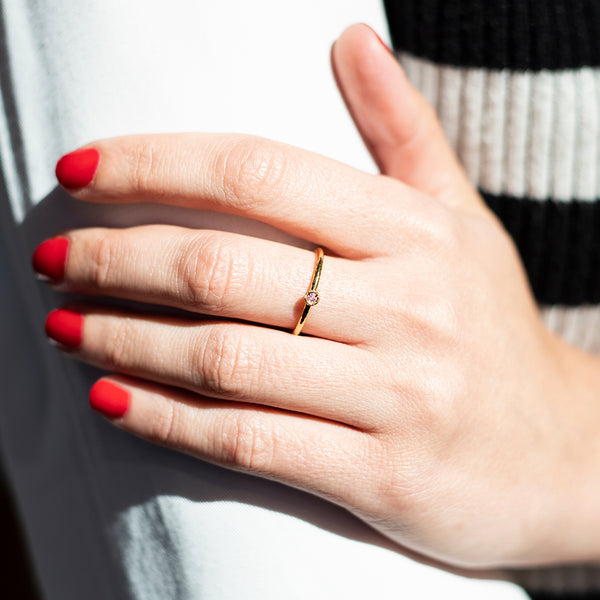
[[33, 25, 600, 569]]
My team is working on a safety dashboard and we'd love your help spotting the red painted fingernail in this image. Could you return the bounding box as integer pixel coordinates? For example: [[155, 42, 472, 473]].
[[45, 308, 83, 348], [89, 380, 130, 419], [32, 236, 69, 281], [55, 147, 100, 189]]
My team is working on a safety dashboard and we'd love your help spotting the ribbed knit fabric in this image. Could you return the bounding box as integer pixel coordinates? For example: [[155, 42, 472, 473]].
[[384, 0, 600, 595], [385, 0, 600, 70]]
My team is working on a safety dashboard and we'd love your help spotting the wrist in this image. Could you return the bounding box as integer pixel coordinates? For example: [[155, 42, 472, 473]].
[[540, 334, 600, 564]]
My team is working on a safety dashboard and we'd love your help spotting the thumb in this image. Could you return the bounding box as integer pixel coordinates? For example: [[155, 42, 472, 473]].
[[332, 23, 485, 213]]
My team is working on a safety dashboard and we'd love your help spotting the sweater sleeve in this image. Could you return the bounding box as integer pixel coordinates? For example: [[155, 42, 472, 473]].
[[383, 0, 600, 595]]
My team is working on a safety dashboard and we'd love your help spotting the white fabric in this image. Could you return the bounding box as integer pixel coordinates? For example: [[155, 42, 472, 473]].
[[0, 1, 529, 598], [398, 52, 600, 202]]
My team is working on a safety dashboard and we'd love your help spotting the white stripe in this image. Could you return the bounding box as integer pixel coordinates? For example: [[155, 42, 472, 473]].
[[541, 305, 600, 355], [436, 63, 463, 153], [505, 73, 532, 199], [575, 69, 600, 199], [551, 71, 577, 200], [397, 53, 600, 202], [401, 52, 422, 93], [480, 70, 509, 194], [458, 68, 486, 185], [418, 60, 439, 110], [527, 71, 554, 199]]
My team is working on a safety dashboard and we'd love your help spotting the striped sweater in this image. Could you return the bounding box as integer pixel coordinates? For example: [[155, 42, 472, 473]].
[[383, 1, 600, 596]]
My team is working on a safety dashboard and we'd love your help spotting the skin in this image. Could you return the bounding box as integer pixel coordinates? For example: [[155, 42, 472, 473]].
[[43, 24, 600, 570]]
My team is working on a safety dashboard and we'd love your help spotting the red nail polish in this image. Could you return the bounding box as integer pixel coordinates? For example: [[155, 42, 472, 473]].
[[89, 380, 130, 419], [55, 147, 100, 189], [45, 308, 83, 348], [32, 236, 69, 281]]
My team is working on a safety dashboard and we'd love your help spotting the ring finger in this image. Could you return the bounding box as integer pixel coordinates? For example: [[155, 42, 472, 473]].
[[35, 224, 384, 344]]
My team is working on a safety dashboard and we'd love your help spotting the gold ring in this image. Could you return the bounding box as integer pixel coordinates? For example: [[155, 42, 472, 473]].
[[292, 247, 324, 335]]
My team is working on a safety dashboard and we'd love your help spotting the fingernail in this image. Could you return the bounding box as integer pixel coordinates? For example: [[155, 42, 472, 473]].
[[45, 308, 83, 348], [89, 380, 130, 419], [32, 236, 69, 281], [55, 147, 100, 189]]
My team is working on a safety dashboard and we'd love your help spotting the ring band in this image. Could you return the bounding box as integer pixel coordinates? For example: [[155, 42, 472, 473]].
[[292, 247, 324, 335]]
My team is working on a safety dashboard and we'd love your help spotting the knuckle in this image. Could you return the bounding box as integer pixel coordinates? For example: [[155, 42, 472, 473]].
[[416, 367, 461, 433], [415, 294, 460, 344], [396, 195, 462, 259], [195, 327, 257, 398], [388, 358, 462, 442], [89, 233, 115, 288], [219, 412, 276, 473], [218, 137, 291, 209], [178, 234, 239, 313], [369, 441, 421, 508], [147, 400, 179, 446], [420, 208, 462, 256], [103, 317, 135, 369], [126, 140, 161, 193], [383, 290, 460, 349]]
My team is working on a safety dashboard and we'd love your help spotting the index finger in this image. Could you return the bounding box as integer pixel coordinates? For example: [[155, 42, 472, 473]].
[[55, 133, 431, 258]]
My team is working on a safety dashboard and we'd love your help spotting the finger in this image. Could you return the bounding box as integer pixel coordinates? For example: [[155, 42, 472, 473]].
[[46, 306, 384, 430], [54, 132, 430, 259], [49, 225, 384, 344], [88, 375, 376, 510], [331, 24, 486, 214]]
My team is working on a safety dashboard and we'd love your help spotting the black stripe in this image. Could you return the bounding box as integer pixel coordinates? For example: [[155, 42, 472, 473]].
[[383, 0, 600, 70], [481, 193, 600, 306]]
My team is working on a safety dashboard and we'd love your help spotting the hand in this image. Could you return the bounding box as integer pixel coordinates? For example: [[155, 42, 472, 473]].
[[33, 24, 600, 569]]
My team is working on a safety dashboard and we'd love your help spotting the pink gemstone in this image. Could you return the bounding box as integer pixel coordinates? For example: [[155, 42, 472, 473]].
[[306, 291, 319, 306]]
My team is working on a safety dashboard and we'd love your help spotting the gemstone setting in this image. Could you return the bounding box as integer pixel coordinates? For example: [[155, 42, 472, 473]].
[[305, 290, 320, 306]]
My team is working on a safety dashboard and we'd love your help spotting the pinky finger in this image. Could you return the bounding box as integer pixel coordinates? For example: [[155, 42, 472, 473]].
[[89, 375, 376, 508]]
